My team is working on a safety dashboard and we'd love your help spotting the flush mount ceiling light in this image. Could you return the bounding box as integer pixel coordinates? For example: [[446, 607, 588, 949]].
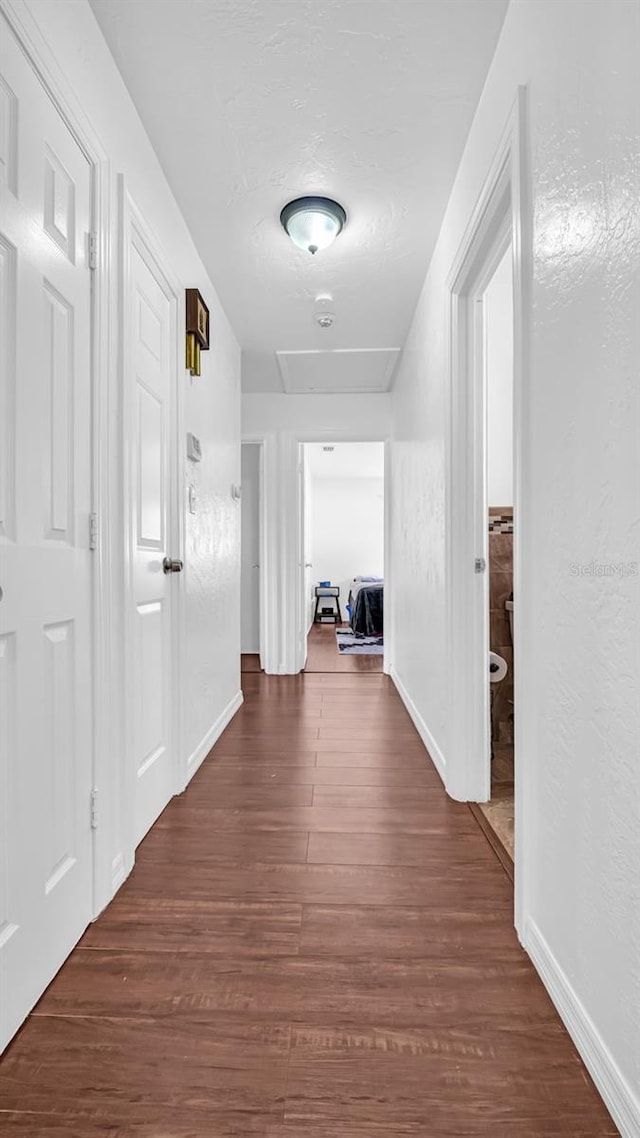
[[280, 196, 346, 255]]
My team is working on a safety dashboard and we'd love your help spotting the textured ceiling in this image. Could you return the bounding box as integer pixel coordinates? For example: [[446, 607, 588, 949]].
[[90, 0, 508, 392]]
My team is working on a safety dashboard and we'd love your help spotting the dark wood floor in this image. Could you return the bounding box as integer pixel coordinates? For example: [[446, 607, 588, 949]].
[[0, 672, 615, 1136], [304, 621, 383, 673]]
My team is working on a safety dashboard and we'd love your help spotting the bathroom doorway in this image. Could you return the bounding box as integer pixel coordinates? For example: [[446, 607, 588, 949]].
[[451, 219, 516, 874], [447, 94, 527, 921], [478, 244, 515, 869]]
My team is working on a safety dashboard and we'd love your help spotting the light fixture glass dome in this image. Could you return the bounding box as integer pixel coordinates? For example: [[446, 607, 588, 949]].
[[280, 196, 346, 255]]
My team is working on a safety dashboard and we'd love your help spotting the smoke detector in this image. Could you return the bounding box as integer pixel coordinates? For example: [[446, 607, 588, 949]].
[[315, 311, 335, 328]]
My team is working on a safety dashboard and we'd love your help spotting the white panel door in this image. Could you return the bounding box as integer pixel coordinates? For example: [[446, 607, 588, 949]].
[[240, 444, 260, 654], [128, 235, 177, 847], [0, 23, 93, 1050]]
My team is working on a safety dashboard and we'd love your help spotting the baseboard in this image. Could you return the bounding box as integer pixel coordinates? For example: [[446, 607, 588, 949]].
[[185, 689, 244, 779], [390, 666, 447, 786], [111, 852, 126, 893], [525, 917, 639, 1138]]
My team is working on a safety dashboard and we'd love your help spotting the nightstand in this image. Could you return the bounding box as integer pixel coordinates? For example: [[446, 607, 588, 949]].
[[313, 585, 342, 624]]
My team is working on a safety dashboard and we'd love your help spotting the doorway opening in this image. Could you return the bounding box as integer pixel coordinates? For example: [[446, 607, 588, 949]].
[[447, 95, 526, 907], [451, 213, 516, 875], [240, 441, 263, 673], [475, 242, 515, 871], [301, 441, 385, 674]]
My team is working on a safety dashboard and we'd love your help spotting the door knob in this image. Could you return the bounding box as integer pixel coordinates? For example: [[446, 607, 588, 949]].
[[163, 557, 183, 574]]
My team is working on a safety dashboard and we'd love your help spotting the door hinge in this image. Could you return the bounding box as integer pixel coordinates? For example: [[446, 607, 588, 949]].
[[90, 789, 98, 830], [88, 231, 98, 271], [89, 512, 98, 551], [474, 557, 486, 574]]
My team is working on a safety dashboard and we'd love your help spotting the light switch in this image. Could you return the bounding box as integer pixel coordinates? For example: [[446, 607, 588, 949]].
[[186, 432, 202, 462]]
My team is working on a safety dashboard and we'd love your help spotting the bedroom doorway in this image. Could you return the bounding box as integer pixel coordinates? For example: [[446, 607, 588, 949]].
[[301, 441, 386, 674]]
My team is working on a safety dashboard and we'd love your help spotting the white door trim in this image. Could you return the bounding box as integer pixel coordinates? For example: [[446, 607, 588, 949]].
[[446, 86, 531, 937], [241, 435, 271, 671], [0, 0, 116, 918], [240, 439, 265, 666], [119, 180, 186, 837]]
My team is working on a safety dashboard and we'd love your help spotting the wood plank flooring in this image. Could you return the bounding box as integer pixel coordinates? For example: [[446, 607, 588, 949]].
[[0, 672, 616, 1136], [304, 622, 383, 672]]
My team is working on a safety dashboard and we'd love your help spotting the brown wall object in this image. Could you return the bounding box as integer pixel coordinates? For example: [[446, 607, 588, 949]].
[[185, 288, 210, 376]]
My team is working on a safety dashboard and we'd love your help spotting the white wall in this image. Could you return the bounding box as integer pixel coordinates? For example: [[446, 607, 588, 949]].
[[242, 393, 391, 672], [485, 244, 513, 507], [310, 474, 384, 620], [19, 0, 242, 907], [389, 0, 640, 1130], [243, 393, 392, 437]]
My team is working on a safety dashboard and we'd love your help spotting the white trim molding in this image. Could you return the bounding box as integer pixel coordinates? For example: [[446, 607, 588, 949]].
[[111, 853, 126, 894], [390, 666, 447, 787], [240, 438, 267, 668], [525, 919, 639, 1138], [185, 690, 244, 779], [241, 432, 281, 674]]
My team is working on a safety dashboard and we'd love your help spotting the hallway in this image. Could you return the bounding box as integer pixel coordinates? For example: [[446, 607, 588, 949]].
[[304, 621, 384, 673], [0, 672, 615, 1135]]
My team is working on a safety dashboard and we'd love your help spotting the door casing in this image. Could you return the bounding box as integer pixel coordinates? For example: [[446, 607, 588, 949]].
[[240, 440, 263, 661], [241, 436, 267, 670]]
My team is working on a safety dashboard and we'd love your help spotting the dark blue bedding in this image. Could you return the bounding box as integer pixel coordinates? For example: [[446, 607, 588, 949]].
[[348, 583, 384, 636]]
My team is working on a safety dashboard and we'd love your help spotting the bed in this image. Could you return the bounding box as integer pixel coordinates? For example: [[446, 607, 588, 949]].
[[347, 577, 384, 636]]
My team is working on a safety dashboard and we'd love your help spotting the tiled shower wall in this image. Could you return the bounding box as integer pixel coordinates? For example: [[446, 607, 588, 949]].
[[489, 508, 513, 743]]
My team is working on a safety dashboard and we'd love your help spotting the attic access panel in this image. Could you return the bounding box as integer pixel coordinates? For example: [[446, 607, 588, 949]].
[[276, 348, 401, 394]]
